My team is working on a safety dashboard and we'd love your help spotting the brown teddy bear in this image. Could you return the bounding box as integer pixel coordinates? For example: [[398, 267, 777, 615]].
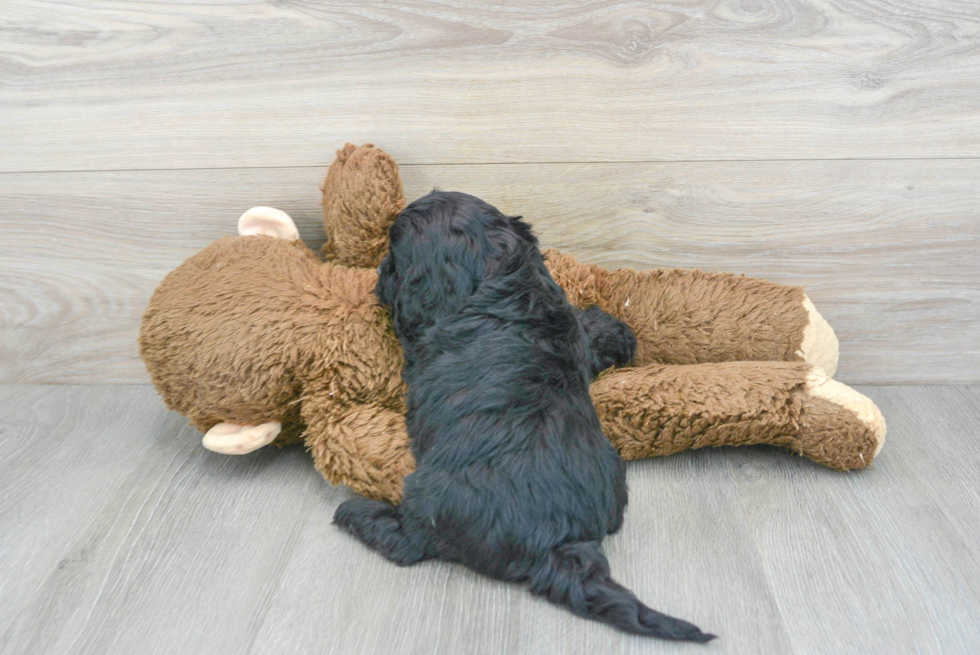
[[140, 144, 885, 503]]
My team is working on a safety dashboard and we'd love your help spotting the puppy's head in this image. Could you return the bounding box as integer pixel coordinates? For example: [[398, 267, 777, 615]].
[[375, 191, 538, 347]]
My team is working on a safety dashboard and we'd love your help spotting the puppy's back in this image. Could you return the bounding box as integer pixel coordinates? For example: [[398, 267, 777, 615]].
[[342, 191, 714, 642]]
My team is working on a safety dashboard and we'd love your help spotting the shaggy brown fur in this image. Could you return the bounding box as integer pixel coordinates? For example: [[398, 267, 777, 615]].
[[545, 250, 808, 366], [140, 144, 884, 503], [140, 236, 412, 501], [591, 361, 878, 469], [321, 142, 405, 268]]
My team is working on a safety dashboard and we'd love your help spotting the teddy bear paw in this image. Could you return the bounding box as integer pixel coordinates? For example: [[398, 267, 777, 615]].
[[798, 367, 886, 469]]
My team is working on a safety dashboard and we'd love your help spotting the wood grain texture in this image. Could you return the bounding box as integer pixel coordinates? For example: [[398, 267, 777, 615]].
[[249, 456, 791, 655], [0, 385, 179, 635], [0, 385, 322, 655], [728, 385, 980, 655], [2, 384, 979, 654], [2, 160, 977, 384], [871, 386, 980, 558], [2, 0, 980, 172]]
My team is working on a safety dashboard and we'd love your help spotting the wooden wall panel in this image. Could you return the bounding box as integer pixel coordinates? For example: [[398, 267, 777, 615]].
[[2, 159, 976, 384], [2, 0, 979, 171]]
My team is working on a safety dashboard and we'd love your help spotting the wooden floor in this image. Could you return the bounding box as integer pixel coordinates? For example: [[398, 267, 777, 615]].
[[1, 384, 978, 655]]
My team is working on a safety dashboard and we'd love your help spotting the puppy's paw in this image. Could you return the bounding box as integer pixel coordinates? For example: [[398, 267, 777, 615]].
[[578, 305, 637, 376], [334, 498, 398, 533]]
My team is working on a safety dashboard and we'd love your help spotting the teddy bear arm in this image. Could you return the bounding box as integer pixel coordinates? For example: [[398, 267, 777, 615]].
[[590, 361, 883, 469], [320, 143, 407, 269], [300, 389, 415, 504]]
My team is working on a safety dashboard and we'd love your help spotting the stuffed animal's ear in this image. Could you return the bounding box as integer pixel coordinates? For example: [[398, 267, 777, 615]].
[[321, 143, 406, 269], [237, 207, 299, 240]]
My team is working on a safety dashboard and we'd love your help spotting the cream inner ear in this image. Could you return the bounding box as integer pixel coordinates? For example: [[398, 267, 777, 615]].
[[238, 207, 300, 240], [202, 422, 282, 455]]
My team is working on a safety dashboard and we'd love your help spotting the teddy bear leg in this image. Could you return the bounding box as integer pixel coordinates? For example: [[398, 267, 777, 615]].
[[590, 361, 884, 469], [237, 207, 299, 240], [202, 421, 282, 455], [544, 249, 840, 373], [597, 269, 840, 372]]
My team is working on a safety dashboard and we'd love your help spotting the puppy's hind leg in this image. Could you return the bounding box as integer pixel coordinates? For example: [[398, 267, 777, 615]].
[[334, 498, 436, 566]]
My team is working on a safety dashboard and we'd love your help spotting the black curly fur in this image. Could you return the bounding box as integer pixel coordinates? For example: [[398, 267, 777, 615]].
[[335, 191, 714, 642]]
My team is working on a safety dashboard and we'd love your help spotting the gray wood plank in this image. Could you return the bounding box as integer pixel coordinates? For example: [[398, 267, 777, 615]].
[[247, 386, 980, 654], [0, 385, 321, 655], [0, 386, 186, 629], [873, 386, 980, 522], [3, 0, 980, 172], [3, 160, 978, 385], [249, 454, 791, 655], [2, 384, 980, 654], [729, 386, 980, 655]]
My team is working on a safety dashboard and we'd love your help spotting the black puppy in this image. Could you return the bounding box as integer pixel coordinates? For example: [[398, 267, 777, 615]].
[[335, 191, 714, 642]]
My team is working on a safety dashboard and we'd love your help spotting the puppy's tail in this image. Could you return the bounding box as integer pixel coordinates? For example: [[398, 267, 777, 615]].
[[528, 541, 715, 642]]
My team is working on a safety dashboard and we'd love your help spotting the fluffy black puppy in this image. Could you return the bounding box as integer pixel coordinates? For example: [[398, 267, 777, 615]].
[[335, 191, 714, 642]]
